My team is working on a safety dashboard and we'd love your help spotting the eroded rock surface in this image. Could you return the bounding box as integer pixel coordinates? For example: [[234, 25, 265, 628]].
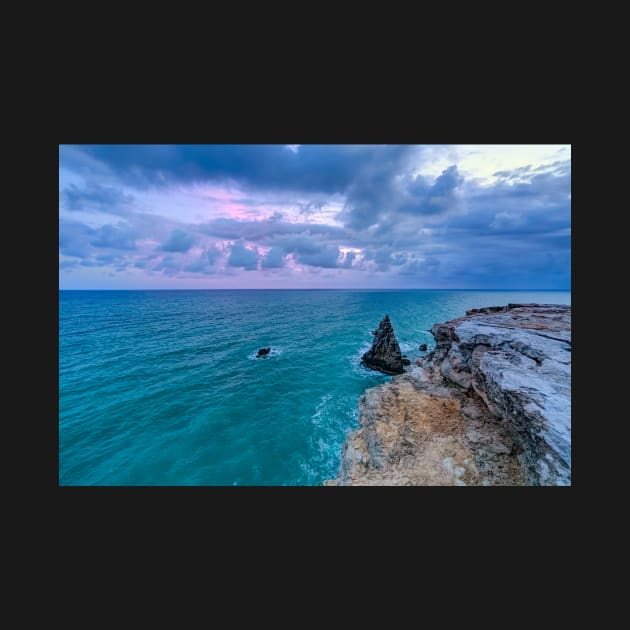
[[361, 314, 404, 375], [326, 304, 571, 486]]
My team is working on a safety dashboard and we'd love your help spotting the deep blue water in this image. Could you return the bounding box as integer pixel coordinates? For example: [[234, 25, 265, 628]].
[[59, 289, 571, 485]]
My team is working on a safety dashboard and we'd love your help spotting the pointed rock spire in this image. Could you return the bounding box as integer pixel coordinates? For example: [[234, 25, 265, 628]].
[[361, 314, 405, 375]]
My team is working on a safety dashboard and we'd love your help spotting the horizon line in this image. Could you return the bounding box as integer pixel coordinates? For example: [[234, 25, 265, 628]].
[[58, 287, 571, 292]]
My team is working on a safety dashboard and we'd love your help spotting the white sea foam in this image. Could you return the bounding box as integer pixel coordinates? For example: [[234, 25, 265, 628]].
[[299, 393, 361, 484], [311, 393, 332, 427], [400, 339, 433, 353], [348, 342, 390, 379]]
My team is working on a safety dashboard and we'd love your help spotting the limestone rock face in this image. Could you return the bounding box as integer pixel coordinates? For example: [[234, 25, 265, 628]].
[[361, 314, 404, 375], [327, 304, 571, 486], [329, 378, 523, 486]]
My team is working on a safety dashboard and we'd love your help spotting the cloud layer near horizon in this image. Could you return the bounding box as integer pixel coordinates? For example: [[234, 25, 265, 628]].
[[59, 144, 571, 289]]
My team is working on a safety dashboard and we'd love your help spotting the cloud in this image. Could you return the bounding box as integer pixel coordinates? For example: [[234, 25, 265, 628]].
[[59, 259, 79, 270], [339, 251, 356, 268], [268, 233, 344, 268], [362, 247, 408, 271], [413, 165, 463, 215], [395, 255, 441, 276], [90, 223, 138, 250], [261, 247, 285, 269], [206, 245, 220, 266], [199, 217, 346, 242], [227, 241, 259, 270], [273, 233, 326, 255], [489, 211, 526, 230], [298, 200, 327, 215], [296, 245, 340, 268], [63, 145, 420, 194], [339, 164, 463, 229], [153, 255, 182, 275], [160, 229, 195, 252], [182, 251, 217, 274], [338, 148, 413, 229], [59, 146, 570, 289], [493, 160, 570, 180], [59, 220, 96, 258], [60, 182, 134, 214]]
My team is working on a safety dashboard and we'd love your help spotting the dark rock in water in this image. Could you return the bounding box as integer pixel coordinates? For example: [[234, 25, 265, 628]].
[[361, 314, 404, 375], [402, 358, 411, 366], [256, 347, 271, 358], [419, 343, 428, 351]]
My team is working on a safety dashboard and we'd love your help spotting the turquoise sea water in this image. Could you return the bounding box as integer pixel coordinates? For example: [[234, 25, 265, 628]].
[[59, 289, 571, 485]]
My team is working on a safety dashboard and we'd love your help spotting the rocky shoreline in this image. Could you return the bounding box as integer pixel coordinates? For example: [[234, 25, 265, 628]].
[[325, 304, 571, 486]]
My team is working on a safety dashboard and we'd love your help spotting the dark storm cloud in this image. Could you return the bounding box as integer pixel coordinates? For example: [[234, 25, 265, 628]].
[[60, 182, 134, 214], [80, 253, 130, 269], [206, 245, 220, 266], [268, 233, 343, 268], [362, 247, 409, 271], [59, 146, 571, 288], [261, 247, 285, 269], [295, 245, 340, 268], [347, 158, 571, 287], [227, 241, 259, 270], [198, 216, 346, 242], [160, 229, 195, 253], [59, 220, 96, 258], [90, 223, 138, 250], [410, 165, 464, 215], [153, 255, 182, 275], [64, 144, 419, 194], [60, 219, 139, 265], [59, 219, 140, 276], [145, 245, 221, 277], [181, 249, 220, 275], [339, 165, 464, 229], [272, 233, 328, 255]]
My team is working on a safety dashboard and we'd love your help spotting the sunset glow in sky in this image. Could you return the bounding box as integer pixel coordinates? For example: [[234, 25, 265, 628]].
[[59, 144, 571, 289]]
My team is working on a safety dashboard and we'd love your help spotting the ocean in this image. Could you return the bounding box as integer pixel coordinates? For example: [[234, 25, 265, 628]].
[[59, 289, 571, 485]]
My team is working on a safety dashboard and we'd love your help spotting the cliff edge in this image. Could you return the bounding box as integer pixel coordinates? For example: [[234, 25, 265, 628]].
[[325, 304, 571, 486]]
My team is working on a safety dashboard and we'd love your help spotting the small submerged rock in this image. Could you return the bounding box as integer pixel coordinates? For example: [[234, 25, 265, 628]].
[[419, 343, 428, 351], [256, 347, 271, 358]]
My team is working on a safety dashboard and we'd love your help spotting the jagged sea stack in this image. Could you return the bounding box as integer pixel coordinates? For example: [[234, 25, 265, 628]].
[[361, 314, 404, 375]]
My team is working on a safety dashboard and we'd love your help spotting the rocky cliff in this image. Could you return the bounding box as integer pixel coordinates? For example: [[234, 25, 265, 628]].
[[325, 304, 571, 486]]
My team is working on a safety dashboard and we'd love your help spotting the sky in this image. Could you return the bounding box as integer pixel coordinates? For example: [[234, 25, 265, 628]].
[[59, 144, 571, 289]]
